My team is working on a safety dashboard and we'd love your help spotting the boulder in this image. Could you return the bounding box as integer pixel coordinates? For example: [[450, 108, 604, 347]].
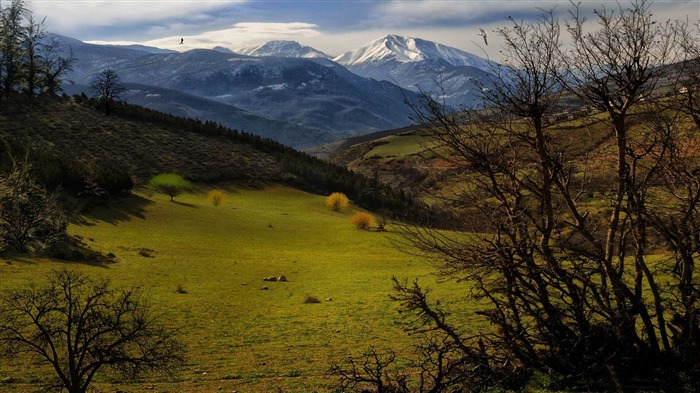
[[277, 275, 288, 282]]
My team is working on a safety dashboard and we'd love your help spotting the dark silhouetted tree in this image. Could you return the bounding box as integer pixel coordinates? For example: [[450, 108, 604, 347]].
[[0, 160, 66, 253], [91, 69, 126, 115], [20, 13, 45, 97], [0, 0, 27, 102], [335, 2, 700, 391], [0, 269, 186, 393], [38, 34, 76, 95]]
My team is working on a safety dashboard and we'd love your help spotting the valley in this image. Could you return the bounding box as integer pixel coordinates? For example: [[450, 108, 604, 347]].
[[2, 1, 700, 391], [0, 186, 476, 393]]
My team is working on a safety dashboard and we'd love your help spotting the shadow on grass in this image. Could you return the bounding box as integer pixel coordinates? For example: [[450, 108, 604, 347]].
[[71, 193, 155, 226], [3, 241, 115, 269], [172, 200, 198, 208], [6, 256, 113, 268]]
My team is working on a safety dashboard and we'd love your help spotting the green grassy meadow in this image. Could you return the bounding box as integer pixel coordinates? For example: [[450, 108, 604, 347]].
[[0, 186, 480, 393], [362, 131, 435, 161]]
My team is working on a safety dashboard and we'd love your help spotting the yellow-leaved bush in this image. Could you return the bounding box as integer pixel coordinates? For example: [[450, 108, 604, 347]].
[[350, 212, 374, 231], [325, 192, 349, 211], [207, 189, 227, 206]]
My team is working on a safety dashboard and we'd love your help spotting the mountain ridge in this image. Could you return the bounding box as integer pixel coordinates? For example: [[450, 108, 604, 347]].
[[234, 40, 331, 59], [60, 38, 418, 148], [333, 34, 495, 108], [333, 34, 490, 70]]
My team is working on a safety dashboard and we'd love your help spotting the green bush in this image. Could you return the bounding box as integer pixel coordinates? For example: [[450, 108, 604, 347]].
[[149, 173, 193, 202]]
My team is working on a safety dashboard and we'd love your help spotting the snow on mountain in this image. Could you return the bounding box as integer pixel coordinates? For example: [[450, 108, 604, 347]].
[[334, 34, 490, 71], [234, 40, 330, 59], [62, 39, 416, 148], [334, 35, 495, 108]]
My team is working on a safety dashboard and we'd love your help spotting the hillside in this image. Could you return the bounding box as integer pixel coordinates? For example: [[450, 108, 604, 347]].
[[61, 82, 330, 148], [0, 95, 423, 222], [0, 96, 280, 185]]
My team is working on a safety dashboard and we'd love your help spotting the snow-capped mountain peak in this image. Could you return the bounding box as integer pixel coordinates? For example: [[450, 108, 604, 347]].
[[334, 34, 490, 70], [234, 40, 330, 59]]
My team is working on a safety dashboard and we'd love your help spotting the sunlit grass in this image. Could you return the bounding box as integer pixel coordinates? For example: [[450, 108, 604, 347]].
[[363, 131, 436, 160], [0, 186, 483, 392]]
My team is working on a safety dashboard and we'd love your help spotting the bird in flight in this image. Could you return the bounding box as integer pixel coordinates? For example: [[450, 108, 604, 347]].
[[477, 28, 488, 45], [179, 38, 184, 45]]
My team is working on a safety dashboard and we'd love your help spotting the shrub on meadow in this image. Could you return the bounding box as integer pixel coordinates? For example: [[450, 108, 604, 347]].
[[207, 189, 227, 206], [149, 173, 192, 202], [326, 192, 349, 212], [350, 212, 374, 231]]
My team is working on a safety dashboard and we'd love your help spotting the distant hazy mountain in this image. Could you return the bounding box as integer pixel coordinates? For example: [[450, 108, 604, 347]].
[[55, 36, 158, 83], [102, 44, 178, 54], [63, 82, 329, 148], [334, 35, 495, 107], [60, 38, 416, 147], [212, 46, 235, 54], [234, 40, 331, 59]]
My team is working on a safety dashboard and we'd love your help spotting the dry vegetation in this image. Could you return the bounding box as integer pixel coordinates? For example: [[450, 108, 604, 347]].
[[0, 97, 280, 185]]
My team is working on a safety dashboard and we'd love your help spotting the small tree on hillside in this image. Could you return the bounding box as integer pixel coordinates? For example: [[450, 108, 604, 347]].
[[0, 269, 185, 393], [0, 161, 66, 253], [91, 69, 126, 115], [149, 173, 192, 202], [326, 192, 349, 212]]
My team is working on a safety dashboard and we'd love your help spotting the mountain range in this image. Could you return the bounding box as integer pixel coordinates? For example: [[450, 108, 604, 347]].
[[332, 35, 495, 107], [59, 34, 494, 148], [234, 40, 331, 59]]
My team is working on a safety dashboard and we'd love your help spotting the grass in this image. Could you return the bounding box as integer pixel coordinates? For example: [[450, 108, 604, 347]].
[[362, 131, 436, 161], [0, 185, 481, 392]]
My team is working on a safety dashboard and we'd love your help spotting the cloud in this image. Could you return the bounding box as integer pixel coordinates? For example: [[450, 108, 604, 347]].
[[374, 0, 698, 28], [29, 0, 244, 38], [374, 0, 546, 27], [87, 22, 322, 51]]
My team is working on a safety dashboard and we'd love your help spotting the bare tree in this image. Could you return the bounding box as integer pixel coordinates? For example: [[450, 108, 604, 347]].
[[0, 0, 27, 101], [0, 270, 185, 393], [20, 13, 45, 97], [668, 20, 700, 130], [38, 33, 76, 95], [335, 2, 700, 391], [91, 68, 126, 115]]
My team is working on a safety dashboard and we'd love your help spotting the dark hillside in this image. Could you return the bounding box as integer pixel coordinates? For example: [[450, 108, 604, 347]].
[[0, 95, 426, 221], [0, 96, 280, 185]]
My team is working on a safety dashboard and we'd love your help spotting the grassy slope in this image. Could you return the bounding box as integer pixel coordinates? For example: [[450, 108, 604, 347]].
[[337, 113, 619, 198], [0, 97, 279, 184], [0, 186, 481, 393]]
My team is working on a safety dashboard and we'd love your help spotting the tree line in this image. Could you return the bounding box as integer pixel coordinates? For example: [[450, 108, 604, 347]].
[[0, 0, 75, 106]]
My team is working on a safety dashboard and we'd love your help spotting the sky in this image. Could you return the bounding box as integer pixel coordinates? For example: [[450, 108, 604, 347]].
[[28, 0, 700, 60]]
